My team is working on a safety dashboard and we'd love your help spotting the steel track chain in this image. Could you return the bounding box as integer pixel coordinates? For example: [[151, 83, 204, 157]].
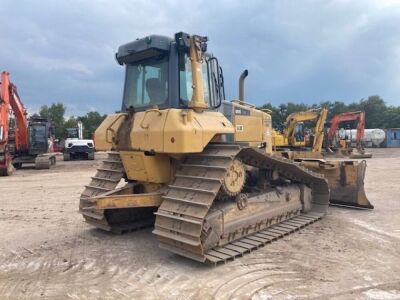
[[153, 145, 330, 264], [79, 152, 125, 231]]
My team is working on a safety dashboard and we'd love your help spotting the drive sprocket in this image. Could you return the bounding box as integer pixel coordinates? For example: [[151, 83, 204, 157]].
[[221, 158, 246, 196]]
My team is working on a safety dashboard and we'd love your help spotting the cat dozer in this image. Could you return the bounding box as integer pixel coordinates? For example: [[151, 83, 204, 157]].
[[80, 33, 369, 264]]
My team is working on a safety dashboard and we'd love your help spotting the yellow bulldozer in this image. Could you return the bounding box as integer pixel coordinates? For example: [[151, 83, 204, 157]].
[[79, 32, 372, 264]]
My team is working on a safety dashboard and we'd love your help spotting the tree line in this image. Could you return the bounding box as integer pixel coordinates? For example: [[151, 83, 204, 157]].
[[37, 103, 106, 139], [260, 95, 400, 129], [37, 95, 399, 139]]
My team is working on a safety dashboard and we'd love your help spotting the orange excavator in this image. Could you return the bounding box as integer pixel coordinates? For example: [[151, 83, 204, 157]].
[[0, 71, 56, 176], [326, 111, 372, 159]]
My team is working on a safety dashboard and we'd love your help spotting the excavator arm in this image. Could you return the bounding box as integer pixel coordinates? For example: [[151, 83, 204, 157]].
[[8, 82, 29, 151], [0, 72, 13, 175], [284, 108, 328, 152], [313, 108, 328, 153], [0, 72, 10, 148]]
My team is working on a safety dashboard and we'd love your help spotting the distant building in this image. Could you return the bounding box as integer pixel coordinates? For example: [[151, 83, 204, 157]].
[[385, 128, 400, 148]]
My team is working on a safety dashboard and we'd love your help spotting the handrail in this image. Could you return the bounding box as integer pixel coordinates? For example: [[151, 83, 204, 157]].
[[106, 113, 127, 144], [140, 109, 162, 129]]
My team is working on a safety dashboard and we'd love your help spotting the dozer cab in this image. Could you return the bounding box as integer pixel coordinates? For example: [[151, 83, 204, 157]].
[[80, 33, 371, 264]]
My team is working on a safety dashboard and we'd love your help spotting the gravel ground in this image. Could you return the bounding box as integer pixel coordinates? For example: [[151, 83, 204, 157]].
[[0, 149, 399, 299]]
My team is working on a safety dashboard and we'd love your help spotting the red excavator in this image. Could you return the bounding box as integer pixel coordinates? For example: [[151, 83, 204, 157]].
[[0, 71, 56, 176], [326, 111, 372, 159]]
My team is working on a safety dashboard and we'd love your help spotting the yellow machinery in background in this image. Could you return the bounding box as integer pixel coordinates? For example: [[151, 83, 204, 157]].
[[79, 32, 373, 264], [272, 108, 328, 154]]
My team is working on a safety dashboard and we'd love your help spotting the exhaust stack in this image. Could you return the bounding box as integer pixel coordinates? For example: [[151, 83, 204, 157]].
[[238, 69, 248, 103]]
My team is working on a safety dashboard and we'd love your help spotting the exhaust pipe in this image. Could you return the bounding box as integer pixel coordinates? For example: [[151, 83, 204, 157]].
[[238, 69, 248, 102]]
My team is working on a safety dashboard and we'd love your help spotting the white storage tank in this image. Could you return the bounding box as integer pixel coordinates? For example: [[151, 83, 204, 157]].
[[338, 129, 386, 147]]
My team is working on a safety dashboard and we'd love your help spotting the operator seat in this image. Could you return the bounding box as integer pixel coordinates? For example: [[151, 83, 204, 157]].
[[146, 78, 165, 104]]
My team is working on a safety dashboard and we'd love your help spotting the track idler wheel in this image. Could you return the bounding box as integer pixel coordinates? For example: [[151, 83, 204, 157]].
[[221, 159, 246, 196], [236, 193, 248, 210]]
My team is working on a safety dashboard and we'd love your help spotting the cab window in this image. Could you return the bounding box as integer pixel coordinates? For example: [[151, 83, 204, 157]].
[[123, 55, 168, 109]]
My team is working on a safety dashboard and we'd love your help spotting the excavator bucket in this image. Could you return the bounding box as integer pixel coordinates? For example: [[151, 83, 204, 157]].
[[297, 159, 373, 209]]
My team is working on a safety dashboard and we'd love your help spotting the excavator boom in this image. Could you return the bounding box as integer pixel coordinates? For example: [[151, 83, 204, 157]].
[[0, 72, 10, 147], [0, 72, 13, 175], [8, 83, 29, 151]]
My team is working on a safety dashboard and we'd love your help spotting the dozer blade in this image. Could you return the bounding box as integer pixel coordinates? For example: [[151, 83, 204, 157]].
[[297, 159, 373, 209]]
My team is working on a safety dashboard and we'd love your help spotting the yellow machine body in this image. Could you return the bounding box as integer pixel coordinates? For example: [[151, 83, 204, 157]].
[[95, 102, 273, 184], [95, 109, 234, 154], [272, 129, 306, 148]]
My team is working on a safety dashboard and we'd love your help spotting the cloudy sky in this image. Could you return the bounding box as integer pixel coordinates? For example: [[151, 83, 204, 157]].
[[1, 0, 400, 116]]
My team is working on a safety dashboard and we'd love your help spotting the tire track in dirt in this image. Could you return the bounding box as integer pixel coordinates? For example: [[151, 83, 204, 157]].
[[307, 280, 400, 299], [0, 251, 58, 298], [209, 256, 304, 300], [1, 149, 400, 298]]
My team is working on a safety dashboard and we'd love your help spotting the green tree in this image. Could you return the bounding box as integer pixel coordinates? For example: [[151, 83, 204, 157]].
[[349, 96, 387, 128], [329, 101, 348, 119], [285, 102, 309, 117], [39, 102, 66, 138], [258, 95, 398, 130], [383, 106, 400, 128], [78, 111, 106, 139]]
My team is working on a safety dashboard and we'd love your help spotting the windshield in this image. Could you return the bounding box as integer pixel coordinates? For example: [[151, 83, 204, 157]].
[[66, 128, 79, 139], [29, 125, 47, 145], [179, 54, 211, 107], [294, 123, 305, 142], [123, 55, 168, 109]]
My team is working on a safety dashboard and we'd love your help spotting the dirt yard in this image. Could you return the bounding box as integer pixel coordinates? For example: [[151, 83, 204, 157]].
[[0, 149, 399, 299]]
